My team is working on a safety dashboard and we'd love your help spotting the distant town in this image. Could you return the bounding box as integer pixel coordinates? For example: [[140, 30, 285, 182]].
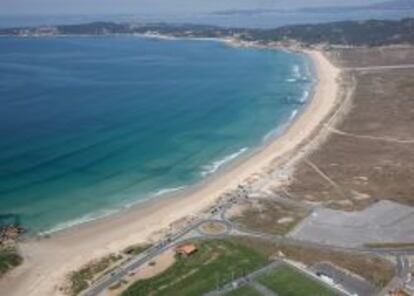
[[0, 18, 413, 47]]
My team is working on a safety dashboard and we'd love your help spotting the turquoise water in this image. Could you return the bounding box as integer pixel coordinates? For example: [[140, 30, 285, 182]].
[[0, 36, 312, 233]]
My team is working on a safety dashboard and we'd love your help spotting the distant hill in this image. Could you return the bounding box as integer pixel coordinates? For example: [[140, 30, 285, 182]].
[[255, 18, 414, 46], [299, 0, 414, 13], [370, 0, 414, 10], [211, 9, 286, 16], [1, 18, 413, 47], [214, 0, 414, 15]]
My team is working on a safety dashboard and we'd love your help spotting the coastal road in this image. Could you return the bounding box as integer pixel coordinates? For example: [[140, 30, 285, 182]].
[[82, 196, 414, 296], [82, 219, 231, 296], [397, 255, 411, 280], [345, 64, 414, 71]]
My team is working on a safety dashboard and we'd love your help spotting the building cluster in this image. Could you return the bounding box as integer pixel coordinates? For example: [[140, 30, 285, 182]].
[[17, 26, 58, 37]]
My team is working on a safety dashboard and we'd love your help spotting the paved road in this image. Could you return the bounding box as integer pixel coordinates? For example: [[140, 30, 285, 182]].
[[82, 196, 414, 296], [82, 219, 224, 296], [311, 262, 376, 296], [203, 261, 282, 296], [205, 259, 353, 296], [345, 64, 414, 71], [397, 255, 411, 280], [251, 282, 278, 296]]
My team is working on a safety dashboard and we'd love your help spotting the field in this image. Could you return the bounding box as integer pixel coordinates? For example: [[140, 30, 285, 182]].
[[284, 47, 414, 210], [256, 265, 338, 296], [365, 242, 414, 249], [225, 285, 263, 296], [326, 47, 414, 68], [118, 237, 393, 296], [230, 199, 309, 235], [232, 237, 394, 288], [0, 247, 22, 277], [121, 240, 268, 296]]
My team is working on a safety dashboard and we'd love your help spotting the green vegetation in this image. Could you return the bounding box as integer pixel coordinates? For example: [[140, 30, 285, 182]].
[[225, 285, 262, 296], [123, 244, 150, 256], [120, 237, 394, 296], [67, 253, 123, 296], [365, 242, 414, 249], [122, 240, 268, 296], [232, 237, 394, 287], [248, 18, 414, 46], [399, 290, 411, 296], [67, 243, 150, 295], [0, 247, 22, 277], [257, 265, 338, 296], [2, 18, 414, 47]]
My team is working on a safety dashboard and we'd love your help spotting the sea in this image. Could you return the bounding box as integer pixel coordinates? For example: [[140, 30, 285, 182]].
[[0, 36, 313, 234], [0, 7, 413, 29], [3, 6, 410, 234]]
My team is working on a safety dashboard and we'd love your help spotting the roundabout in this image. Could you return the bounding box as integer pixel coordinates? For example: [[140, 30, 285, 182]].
[[196, 220, 231, 236]]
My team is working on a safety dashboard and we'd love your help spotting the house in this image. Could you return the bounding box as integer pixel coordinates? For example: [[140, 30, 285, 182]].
[[175, 243, 197, 257], [389, 289, 410, 296]]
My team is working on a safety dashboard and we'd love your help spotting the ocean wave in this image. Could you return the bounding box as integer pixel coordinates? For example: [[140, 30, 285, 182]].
[[290, 109, 299, 120], [285, 89, 310, 105], [152, 186, 186, 197], [201, 147, 248, 177], [287, 64, 311, 83], [38, 186, 187, 235], [286, 77, 311, 83], [39, 208, 119, 236], [262, 108, 300, 143], [299, 90, 309, 103], [286, 78, 297, 82], [263, 126, 283, 143], [292, 64, 301, 78]]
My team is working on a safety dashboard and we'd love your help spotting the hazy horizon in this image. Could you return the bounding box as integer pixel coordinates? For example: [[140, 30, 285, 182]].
[[1, 0, 389, 15]]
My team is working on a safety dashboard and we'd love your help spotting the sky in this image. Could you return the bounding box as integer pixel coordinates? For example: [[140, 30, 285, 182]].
[[1, 0, 387, 15]]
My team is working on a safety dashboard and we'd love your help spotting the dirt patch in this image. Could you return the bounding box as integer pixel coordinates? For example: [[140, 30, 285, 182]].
[[284, 48, 414, 210], [230, 199, 309, 235], [326, 46, 414, 68], [198, 222, 227, 235], [104, 249, 175, 296]]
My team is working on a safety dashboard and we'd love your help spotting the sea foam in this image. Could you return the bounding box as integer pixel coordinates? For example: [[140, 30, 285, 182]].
[[152, 186, 186, 197], [201, 147, 248, 176]]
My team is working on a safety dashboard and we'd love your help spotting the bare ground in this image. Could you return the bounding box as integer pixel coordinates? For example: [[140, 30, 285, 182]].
[[283, 47, 414, 210], [229, 199, 309, 235], [326, 46, 414, 68]]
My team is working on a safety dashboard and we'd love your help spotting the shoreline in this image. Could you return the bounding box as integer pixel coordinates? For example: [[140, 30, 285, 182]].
[[32, 37, 314, 237], [0, 48, 341, 296]]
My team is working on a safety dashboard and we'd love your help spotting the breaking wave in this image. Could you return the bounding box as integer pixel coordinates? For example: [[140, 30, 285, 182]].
[[201, 147, 248, 176]]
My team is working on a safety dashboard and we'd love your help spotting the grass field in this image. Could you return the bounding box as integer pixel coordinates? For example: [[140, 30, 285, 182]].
[[121, 240, 268, 296], [233, 237, 394, 287], [0, 247, 22, 277], [225, 285, 263, 296], [256, 265, 339, 296], [365, 242, 414, 249]]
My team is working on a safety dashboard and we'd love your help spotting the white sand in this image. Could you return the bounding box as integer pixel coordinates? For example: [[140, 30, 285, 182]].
[[0, 50, 341, 296]]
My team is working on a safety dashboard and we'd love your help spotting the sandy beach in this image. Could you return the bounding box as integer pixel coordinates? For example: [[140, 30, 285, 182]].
[[0, 49, 341, 296]]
